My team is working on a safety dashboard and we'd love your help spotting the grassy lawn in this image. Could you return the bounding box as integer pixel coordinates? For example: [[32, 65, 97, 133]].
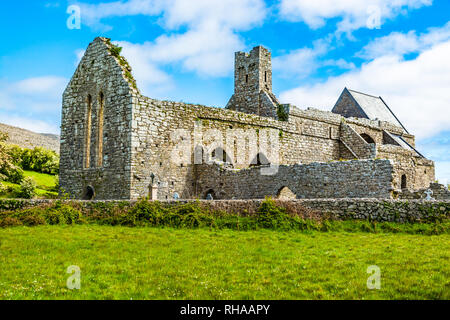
[[0, 225, 448, 300], [0, 170, 57, 199]]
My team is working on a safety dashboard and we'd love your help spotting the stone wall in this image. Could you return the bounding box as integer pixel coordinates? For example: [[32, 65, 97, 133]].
[[1, 198, 448, 223], [332, 89, 367, 119], [194, 159, 395, 200], [397, 183, 450, 200], [60, 37, 137, 200], [377, 145, 435, 190], [339, 122, 376, 159], [60, 38, 435, 201]]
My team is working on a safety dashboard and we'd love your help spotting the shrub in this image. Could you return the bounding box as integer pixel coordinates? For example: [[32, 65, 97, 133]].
[[18, 177, 36, 199], [277, 104, 289, 121], [21, 214, 46, 226], [6, 145, 59, 175], [257, 197, 292, 230], [45, 202, 82, 225], [0, 216, 23, 228], [1, 165, 24, 184], [22, 147, 59, 175], [109, 45, 123, 57], [126, 199, 163, 226], [0, 199, 27, 211]]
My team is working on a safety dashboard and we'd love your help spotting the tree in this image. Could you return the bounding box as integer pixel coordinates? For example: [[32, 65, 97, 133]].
[[0, 132, 13, 177], [0, 131, 24, 183]]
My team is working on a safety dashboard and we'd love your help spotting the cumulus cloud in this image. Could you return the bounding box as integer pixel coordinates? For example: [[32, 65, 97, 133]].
[[73, 0, 164, 31], [273, 40, 329, 78], [279, 38, 450, 140], [74, 0, 266, 82], [278, 0, 432, 34], [0, 76, 67, 112], [0, 76, 66, 134], [273, 39, 355, 79], [114, 41, 174, 97], [357, 21, 450, 59]]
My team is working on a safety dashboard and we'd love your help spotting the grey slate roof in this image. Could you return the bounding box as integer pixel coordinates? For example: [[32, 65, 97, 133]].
[[384, 131, 424, 157], [347, 89, 408, 133]]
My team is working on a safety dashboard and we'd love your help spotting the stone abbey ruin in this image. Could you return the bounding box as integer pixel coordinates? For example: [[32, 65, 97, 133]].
[[60, 37, 448, 201]]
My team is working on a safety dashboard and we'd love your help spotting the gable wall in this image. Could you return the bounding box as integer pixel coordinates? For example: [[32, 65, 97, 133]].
[[60, 38, 136, 199]]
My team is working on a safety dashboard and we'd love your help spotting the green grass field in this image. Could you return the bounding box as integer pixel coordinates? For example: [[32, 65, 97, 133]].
[[0, 170, 58, 199], [0, 225, 448, 300]]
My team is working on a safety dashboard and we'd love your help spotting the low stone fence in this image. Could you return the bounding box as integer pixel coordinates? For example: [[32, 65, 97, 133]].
[[1, 198, 449, 223], [397, 183, 450, 200]]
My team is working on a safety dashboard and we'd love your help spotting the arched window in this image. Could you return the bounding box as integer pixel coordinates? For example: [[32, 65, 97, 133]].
[[360, 133, 375, 144], [84, 94, 93, 169], [250, 152, 270, 166], [401, 174, 407, 189], [97, 92, 105, 167]]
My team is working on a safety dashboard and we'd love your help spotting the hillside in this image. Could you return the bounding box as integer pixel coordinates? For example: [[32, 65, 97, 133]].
[[0, 123, 60, 153]]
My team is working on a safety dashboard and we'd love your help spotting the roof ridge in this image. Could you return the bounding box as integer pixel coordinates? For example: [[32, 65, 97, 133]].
[[348, 89, 380, 99]]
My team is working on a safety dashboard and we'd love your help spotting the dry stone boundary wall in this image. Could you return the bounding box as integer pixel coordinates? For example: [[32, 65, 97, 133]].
[[1, 198, 448, 223]]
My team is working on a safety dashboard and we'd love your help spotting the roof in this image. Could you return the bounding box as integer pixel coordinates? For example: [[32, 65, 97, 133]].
[[347, 89, 408, 133], [384, 131, 424, 157]]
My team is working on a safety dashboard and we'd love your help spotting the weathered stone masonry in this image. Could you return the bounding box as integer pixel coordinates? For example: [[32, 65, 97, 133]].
[[60, 37, 439, 201], [1, 199, 448, 223]]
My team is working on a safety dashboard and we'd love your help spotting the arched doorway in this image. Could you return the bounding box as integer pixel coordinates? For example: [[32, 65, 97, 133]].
[[204, 189, 216, 200], [83, 185, 95, 200], [276, 186, 296, 199]]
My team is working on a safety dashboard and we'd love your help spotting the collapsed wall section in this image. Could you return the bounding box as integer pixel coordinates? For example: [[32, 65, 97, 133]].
[[194, 159, 395, 199]]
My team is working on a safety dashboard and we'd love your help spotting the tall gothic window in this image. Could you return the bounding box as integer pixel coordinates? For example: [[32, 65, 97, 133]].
[[84, 94, 92, 168], [97, 92, 105, 167]]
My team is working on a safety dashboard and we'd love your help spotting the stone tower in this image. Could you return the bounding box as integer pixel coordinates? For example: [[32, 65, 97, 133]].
[[226, 46, 280, 118]]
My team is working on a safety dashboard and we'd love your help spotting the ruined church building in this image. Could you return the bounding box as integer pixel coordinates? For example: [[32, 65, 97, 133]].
[[60, 37, 436, 200]]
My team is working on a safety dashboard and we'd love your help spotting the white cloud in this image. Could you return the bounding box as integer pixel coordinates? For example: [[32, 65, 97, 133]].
[[73, 0, 164, 31], [273, 39, 355, 79], [278, 0, 432, 34], [0, 76, 66, 134], [273, 41, 328, 78], [434, 161, 450, 186], [279, 39, 450, 140], [74, 0, 267, 79], [75, 49, 85, 66], [0, 76, 67, 113], [357, 21, 450, 59], [114, 41, 174, 97]]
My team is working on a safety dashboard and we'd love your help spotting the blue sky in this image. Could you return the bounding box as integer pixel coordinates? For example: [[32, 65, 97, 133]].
[[0, 0, 449, 184]]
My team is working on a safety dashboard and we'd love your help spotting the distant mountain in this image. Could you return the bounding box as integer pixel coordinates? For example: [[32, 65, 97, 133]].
[[0, 123, 60, 154]]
